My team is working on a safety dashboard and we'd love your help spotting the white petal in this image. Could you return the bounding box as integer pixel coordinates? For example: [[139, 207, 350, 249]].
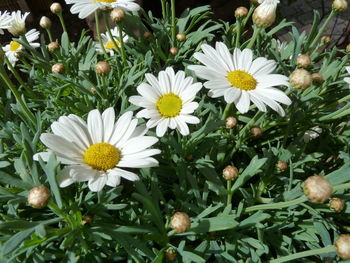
[[57, 167, 75, 188], [88, 174, 107, 192], [235, 91, 251, 113], [102, 107, 115, 143], [118, 157, 159, 168], [106, 171, 121, 187], [156, 118, 169, 137], [109, 168, 139, 181], [109, 111, 133, 145], [40, 133, 84, 158], [175, 117, 190, 136], [120, 136, 159, 154], [87, 109, 103, 144]]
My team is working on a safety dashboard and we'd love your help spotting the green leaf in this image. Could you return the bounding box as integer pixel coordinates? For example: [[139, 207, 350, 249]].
[[191, 215, 239, 233], [2, 228, 34, 256]]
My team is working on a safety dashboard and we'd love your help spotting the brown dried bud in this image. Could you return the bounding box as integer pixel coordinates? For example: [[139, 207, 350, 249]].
[[296, 54, 311, 68], [276, 161, 288, 171], [311, 73, 324, 84], [303, 175, 333, 203], [176, 33, 186, 42], [28, 186, 51, 208], [52, 63, 64, 74], [332, 0, 348, 11], [50, 2, 62, 14], [185, 154, 193, 161], [250, 126, 263, 137], [235, 7, 249, 18], [289, 69, 312, 89], [336, 234, 350, 259], [321, 36, 331, 45], [346, 44, 350, 53], [48, 42, 60, 52], [330, 197, 345, 212], [170, 212, 191, 233], [40, 16, 52, 29], [226, 116, 237, 128], [222, 165, 239, 181], [170, 47, 178, 56], [82, 215, 93, 225], [110, 8, 125, 23], [165, 249, 177, 262], [95, 61, 111, 76], [143, 31, 152, 39]]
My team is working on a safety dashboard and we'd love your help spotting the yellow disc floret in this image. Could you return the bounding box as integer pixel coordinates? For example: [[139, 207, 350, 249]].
[[9, 41, 21, 52], [156, 93, 182, 118], [84, 143, 120, 171], [105, 40, 120, 49], [95, 0, 116, 3], [227, 70, 257, 91]]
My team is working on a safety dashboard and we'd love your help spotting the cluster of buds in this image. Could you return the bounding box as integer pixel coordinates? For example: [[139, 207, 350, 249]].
[[27, 185, 51, 208], [222, 165, 239, 181], [289, 69, 312, 89], [303, 175, 333, 203], [170, 212, 191, 233]]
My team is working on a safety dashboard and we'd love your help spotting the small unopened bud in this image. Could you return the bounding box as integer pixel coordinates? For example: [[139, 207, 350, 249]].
[[89, 87, 97, 94], [332, 0, 348, 12], [336, 234, 350, 259], [251, 126, 263, 137], [48, 42, 60, 52], [40, 16, 52, 29], [28, 185, 51, 208], [176, 33, 186, 42], [170, 212, 191, 233], [303, 175, 333, 203], [311, 73, 324, 84], [222, 165, 239, 181], [253, 2, 277, 28], [143, 31, 152, 39], [321, 36, 331, 45], [185, 154, 193, 161], [50, 2, 62, 14], [346, 44, 350, 53], [226, 116, 237, 128], [170, 47, 178, 55], [235, 7, 248, 18], [82, 215, 93, 225], [95, 61, 111, 76], [110, 8, 125, 22], [52, 63, 64, 74], [330, 197, 345, 212], [276, 161, 288, 171], [165, 249, 177, 262], [289, 69, 312, 89], [296, 54, 311, 68]]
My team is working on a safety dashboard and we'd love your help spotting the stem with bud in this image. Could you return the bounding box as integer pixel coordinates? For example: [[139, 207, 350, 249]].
[[171, 0, 176, 45], [235, 19, 242, 48], [46, 28, 54, 43], [309, 10, 336, 50], [95, 11, 108, 58], [103, 12, 121, 54], [117, 22, 127, 65], [247, 26, 261, 49], [57, 12, 68, 33]]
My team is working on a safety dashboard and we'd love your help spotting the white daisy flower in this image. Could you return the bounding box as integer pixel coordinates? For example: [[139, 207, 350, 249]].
[[65, 0, 140, 19], [129, 67, 202, 137], [34, 108, 160, 192], [3, 29, 40, 67], [0, 11, 12, 35], [344, 66, 350, 88], [188, 42, 292, 116], [7, 11, 29, 36], [303, 126, 322, 143], [95, 27, 128, 56], [258, 0, 280, 4]]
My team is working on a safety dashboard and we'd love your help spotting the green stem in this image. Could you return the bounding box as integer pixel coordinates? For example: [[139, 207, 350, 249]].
[[243, 5, 255, 28], [268, 245, 335, 263], [161, 0, 166, 20], [117, 22, 127, 65], [103, 12, 120, 54], [48, 200, 66, 218], [171, 0, 176, 45], [227, 180, 232, 206], [0, 65, 36, 124], [245, 196, 307, 213], [247, 26, 261, 49], [45, 28, 53, 42], [95, 11, 108, 58], [221, 103, 232, 120], [57, 12, 68, 33], [309, 10, 336, 50], [235, 19, 242, 48]]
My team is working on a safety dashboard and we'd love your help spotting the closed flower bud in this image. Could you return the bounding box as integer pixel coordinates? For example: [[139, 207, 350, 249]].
[[296, 54, 311, 68], [170, 47, 178, 55], [95, 61, 111, 76], [330, 197, 345, 212], [336, 234, 350, 259], [321, 36, 331, 44], [222, 165, 239, 181], [346, 43, 350, 53], [251, 126, 263, 137], [332, 0, 348, 12], [289, 69, 312, 89], [235, 7, 249, 18], [143, 31, 152, 39], [276, 161, 288, 171], [185, 154, 193, 161], [226, 116, 237, 128], [52, 63, 64, 74], [28, 186, 51, 208], [82, 215, 93, 225], [170, 212, 191, 233], [165, 249, 177, 262], [89, 87, 97, 94], [48, 42, 60, 52], [303, 175, 333, 203], [40, 16, 52, 29], [176, 33, 186, 42], [110, 8, 125, 22], [50, 3, 62, 14], [253, 1, 277, 28], [311, 73, 324, 84]]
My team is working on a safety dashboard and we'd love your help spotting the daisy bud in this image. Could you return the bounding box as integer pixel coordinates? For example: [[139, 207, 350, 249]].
[[222, 165, 239, 181], [330, 197, 345, 212], [143, 31, 152, 39], [332, 0, 348, 12], [346, 43, 350, 53], [110, 8, 125, 23], [296, 54, 311, 69], [52, 63, 64, 74], [185, 154, 193, 161], [176, 33, 186, 42], [170, 212, 191, 233], [303, 175, 333, 203], [48, 42, 60, 52], [321, 36, 331, 45], [50, 2, 63, 14], [170, 47, 178, 56], [28, 185, 51, 208], [253, 2, 277, 28], [276, 161, 288, 171], [40, 16, 52, 29], [82, 215, 93, 225], [311, 73, 324, 84], [95, 61, 111, 76], [226, 116, 237, 128], [289, 69, 312, 89], [235, 7, 249, 18], [336, 234, 350, 259], [89, 87, 97, 94], [165, 249, 177, 262], [251, 126, 263, 137]]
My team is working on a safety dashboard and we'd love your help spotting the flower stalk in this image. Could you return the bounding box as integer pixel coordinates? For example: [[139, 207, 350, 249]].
[[95, 11, 108, 58], [117, 22, 127, 65], [309, 10, 336, 50]]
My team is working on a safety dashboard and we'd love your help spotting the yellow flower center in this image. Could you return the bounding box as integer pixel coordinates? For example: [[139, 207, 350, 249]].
[[9, 41, 21, 52], [95, 0, 116, 3], [83, 143, 121, 171], [105, 40, 120, 49], [226, 70, 257, 91], [156, 93, 182, 118]]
